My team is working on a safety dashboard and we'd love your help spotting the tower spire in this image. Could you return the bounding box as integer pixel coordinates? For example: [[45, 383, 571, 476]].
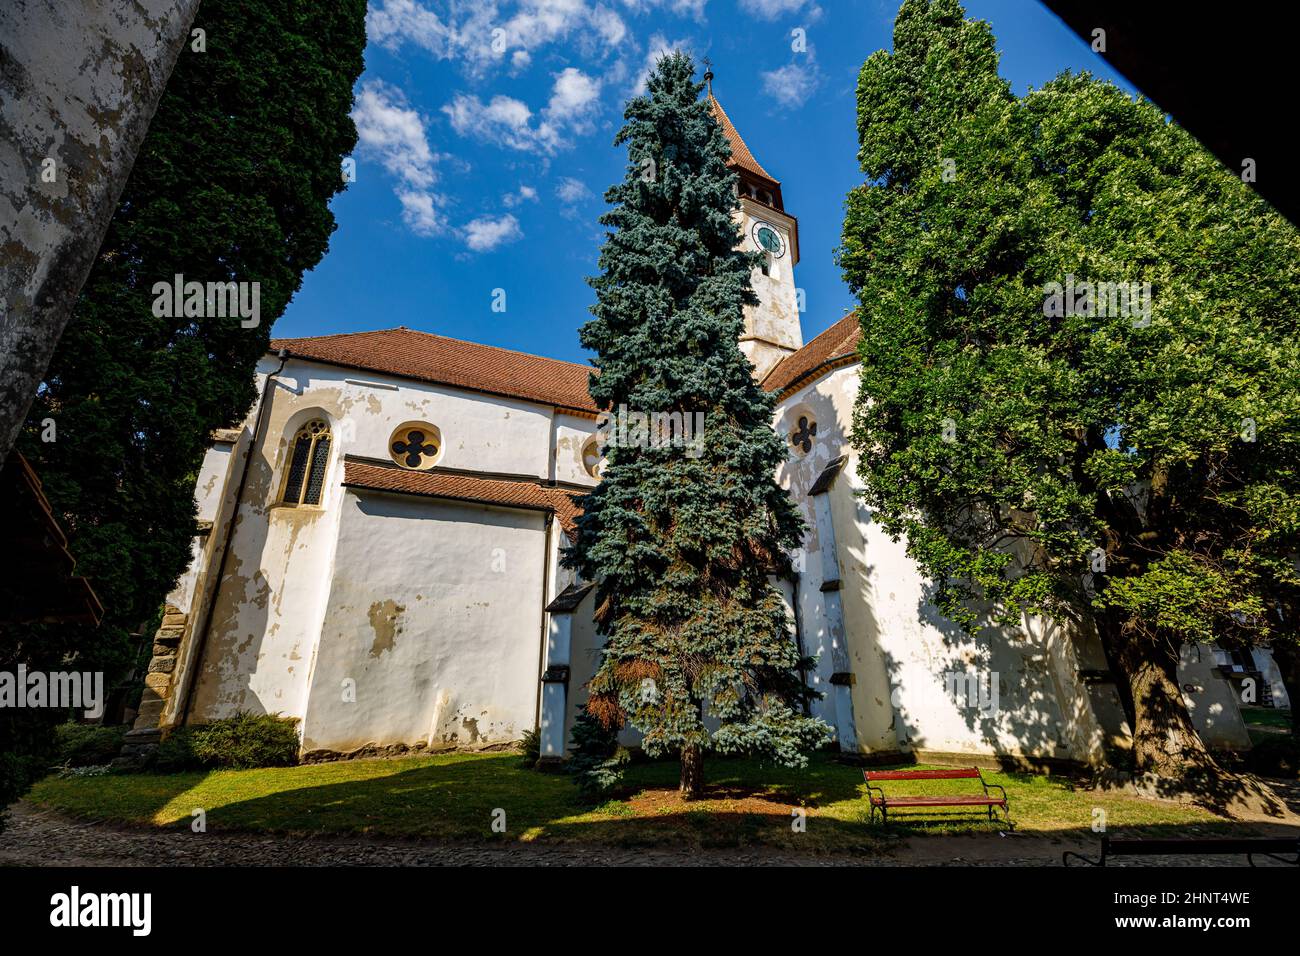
[[703, 57, 714, 96]]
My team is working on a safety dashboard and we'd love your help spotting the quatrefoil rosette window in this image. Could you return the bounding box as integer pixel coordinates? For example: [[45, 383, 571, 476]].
[[388, 422, 442, 471], [787, 410, 818, 457]]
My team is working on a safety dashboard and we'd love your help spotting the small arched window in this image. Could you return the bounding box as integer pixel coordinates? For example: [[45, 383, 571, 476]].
[[281, 419, 331, 506]]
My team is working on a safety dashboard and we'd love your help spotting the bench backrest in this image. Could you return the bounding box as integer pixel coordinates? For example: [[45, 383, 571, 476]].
[[864, 768, 982, 782]]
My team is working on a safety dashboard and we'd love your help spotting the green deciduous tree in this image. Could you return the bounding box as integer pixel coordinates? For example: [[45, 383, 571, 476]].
[[1, 0, 365, 820], [840, 0, 1299, 799], [567, 53, 828, 798]]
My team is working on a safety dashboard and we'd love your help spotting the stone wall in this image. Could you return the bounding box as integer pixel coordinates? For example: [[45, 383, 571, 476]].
[[119, 605, 187, 759]]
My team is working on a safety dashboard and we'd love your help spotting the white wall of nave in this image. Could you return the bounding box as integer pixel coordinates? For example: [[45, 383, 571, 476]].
[[182, 356, 596, 735]]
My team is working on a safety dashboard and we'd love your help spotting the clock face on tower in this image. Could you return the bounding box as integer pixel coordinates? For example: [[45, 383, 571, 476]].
[[751, 221, 785, 258]]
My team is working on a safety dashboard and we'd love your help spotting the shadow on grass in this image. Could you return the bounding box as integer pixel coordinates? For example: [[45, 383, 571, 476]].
[[25, 752, 1300, 855]]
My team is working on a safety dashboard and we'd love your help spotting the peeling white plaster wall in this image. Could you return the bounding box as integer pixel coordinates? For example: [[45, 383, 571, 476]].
[[776, 365, 1109, 764], [300, 493, 548, 753], [773, 361, 1253, 765], [554, 412, 600, 486], [1180, 646, 1252, 749], [181, 356, 598, 754]]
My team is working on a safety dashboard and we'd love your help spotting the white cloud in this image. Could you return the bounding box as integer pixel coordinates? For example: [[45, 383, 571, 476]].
[[555, 177, 593, 204], [555, 176, 596, 220], [631, 32, 692, 95], [462, 213, 523, 251], [352, 80, 438, 188], [501, 0, 627, 54], [760, 62, 819, 108], [368, 1, 630, 77], [502, 184, 539, 207], [739, 0, 817, 19], [351, 80, 447, 235], [399, 191, 443, 235], [547, 67, 602, 127], [444, 93, 550, 151], [588, 4, 629, 45], [443, 68, 602, 153], [620, 0, 708, 20], [367, 0, 455, 56]]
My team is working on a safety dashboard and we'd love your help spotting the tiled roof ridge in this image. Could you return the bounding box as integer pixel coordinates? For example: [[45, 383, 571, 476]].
[[341, 457, 585, 539], [761, 312, 862, 396], [266, 326, 598, 414], [271, 326, 593, 373]]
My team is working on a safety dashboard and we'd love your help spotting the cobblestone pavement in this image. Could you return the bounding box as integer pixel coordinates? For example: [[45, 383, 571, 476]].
[[2, 801, 1296, 867]]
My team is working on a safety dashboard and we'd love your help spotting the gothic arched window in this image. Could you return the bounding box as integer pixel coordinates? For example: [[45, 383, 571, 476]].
[[281, 419, 332, 506]]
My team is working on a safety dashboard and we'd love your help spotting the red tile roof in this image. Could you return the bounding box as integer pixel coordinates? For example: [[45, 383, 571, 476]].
[[761, 313, 862, 397], [271, 327, 598, 414], [342, 458, 584, 539], [708, 94, 777, 185]]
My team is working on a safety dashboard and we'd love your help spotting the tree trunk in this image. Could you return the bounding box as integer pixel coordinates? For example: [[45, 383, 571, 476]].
[[1094, 610, 1137, 735], [1115, 629, 1218, 779], [0, 0, 201, 469], [1110, 625, 1287, 819], [679, 743, 704, 799]]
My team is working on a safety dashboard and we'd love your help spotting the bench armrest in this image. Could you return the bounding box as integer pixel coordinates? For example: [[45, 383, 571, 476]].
[[862, 772, 886, 806], [977, 771, 1007, 802]]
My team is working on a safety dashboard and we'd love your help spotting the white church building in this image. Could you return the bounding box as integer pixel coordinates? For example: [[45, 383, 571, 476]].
[[128, 94, 1259, 768]]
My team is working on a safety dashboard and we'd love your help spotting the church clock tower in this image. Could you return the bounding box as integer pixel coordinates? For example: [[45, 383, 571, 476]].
[[707, 73, 803, 381]]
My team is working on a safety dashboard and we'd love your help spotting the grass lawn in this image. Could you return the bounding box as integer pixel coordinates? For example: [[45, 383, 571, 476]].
[[26, 751, 1246, 852], [1242, 706, 1295, 752], [1241, 706, 1292, 730]]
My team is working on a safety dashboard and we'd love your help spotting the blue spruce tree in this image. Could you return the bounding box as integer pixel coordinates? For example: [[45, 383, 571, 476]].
[[567, 53, 828, 798]]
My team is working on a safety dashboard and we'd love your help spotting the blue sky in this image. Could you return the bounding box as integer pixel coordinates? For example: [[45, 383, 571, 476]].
[[276, 0, 1137, 363]]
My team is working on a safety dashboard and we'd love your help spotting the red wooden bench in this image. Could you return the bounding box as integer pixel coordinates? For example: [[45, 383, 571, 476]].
[[863, 768, 1010, 826]]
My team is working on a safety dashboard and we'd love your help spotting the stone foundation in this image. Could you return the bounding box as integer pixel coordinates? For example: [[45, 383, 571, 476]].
[[117, 604, 187, 763], [301, 739, 523, 764]]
